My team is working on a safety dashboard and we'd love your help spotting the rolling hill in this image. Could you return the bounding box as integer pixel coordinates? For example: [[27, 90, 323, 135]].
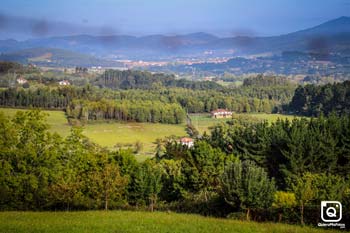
[[0, 47, 122, 67], [0, 16, 349, 61]]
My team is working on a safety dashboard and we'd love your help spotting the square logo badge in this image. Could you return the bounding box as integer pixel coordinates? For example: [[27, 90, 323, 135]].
[[321, 201, 342, 223]]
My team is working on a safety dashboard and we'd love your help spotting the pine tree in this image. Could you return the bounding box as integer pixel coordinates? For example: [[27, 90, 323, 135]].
[[222, 160, 276, 221]]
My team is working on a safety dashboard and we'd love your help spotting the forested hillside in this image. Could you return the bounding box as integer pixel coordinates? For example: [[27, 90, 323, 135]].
[[242, 75, 293, 87], [97, 69, 223, 90], [0, 61, 38, 74], [0, 67, 297, 124]]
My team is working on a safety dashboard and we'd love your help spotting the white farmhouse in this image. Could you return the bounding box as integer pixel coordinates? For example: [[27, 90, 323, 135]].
[[17, 77, 28, 84], [211, 109, 233, 119], [59, 80, 71, 86]]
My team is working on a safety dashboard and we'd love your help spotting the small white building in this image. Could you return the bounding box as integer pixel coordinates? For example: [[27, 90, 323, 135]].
[[17, 77, 28, 84], [180, 137, 194, 148], [59, 80, 71, 86], [211, 109, 233, 119], [89, 66, 104, 74]]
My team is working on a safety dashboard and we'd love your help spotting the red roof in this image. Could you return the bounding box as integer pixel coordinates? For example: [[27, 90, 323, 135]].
[[180, 137, 193, 143]]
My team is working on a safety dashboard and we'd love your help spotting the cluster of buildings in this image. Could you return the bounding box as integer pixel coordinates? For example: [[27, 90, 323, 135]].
[[179, 109, 233, 148]]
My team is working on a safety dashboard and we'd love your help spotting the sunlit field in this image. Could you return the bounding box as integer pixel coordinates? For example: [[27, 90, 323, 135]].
[[0, 108, 186, 157], [82, 121, 186, 157], [0, 107, 71, 136]]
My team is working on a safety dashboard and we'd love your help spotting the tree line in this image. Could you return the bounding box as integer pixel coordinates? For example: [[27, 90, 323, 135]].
[[289, 80, 350, 116], [0, 61, 36, 74], [0, 67, 297, 118], [243, 74, 293, 87], [66, 99, 185, 124], [208, 114, 350, 223], [0, 79, 294, 122], [0, 110, 349, 226], [0, 87, 72, 109], [96, 69, 223, 90]]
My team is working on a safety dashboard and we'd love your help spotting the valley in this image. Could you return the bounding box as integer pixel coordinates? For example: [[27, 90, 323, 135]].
[[0, 2, 349, 232]]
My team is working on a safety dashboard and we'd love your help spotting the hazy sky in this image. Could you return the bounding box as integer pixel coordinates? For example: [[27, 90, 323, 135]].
[[0, 0, 349, 39]]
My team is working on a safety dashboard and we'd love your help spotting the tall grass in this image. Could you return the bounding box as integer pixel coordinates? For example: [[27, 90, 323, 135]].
[[0, 211, 338, 233]]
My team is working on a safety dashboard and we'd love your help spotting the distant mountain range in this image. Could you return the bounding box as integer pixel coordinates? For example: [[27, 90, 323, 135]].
[[0, 48, 122, 67], [0, 16, 349, 66]]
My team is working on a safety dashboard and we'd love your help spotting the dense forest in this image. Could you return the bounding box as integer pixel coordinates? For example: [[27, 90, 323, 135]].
[[0, 110, 349, 226], [2, 65, 350, 121], [0, 86, 291, 120], [289, 81, 350, 116], [96, 69, 223, 90], [66, 99, 185, 124], [210, 114, 350, 184], [0, 69, 298, 124], [0, 61, 37, 74], [242, 74, 292, 87]]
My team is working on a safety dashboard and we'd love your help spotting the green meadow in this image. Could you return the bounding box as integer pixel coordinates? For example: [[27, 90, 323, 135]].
[[235, 113, 301, 122], [0, 107, 71, 136], [0, 108, 302, 156], [0, 108, 186, 158], [0, 211, 337, 233], [82, 121, 186, 157]]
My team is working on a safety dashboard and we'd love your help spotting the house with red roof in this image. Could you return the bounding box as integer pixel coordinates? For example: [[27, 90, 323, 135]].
[[180, 137, 194, 148]]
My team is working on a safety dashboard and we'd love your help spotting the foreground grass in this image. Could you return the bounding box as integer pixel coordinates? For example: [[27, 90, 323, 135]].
[[0, 211, 336, 233], [0, 108, 186, 157], [189, 113, 301, 134]]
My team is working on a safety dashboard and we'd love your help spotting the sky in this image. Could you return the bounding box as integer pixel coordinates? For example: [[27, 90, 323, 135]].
[[0, 0, 349, 40]]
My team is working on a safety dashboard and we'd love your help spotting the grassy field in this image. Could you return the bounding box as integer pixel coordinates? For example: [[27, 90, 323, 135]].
[[0, 107, 71, 136], [82, 121, 186, 157], [189, 113, 302, 134], [0, 211, 337, 233], [235, 113, 301, 122], [0, 108, 302, 156], [0, 108, 187, 157]]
